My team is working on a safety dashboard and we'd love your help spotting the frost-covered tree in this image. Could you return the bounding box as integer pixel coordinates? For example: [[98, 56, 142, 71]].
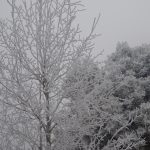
[[61, 43, 150, 150], [106, 42, 150, 110], [0, 0, 99, 149], [103, 42, 150, 149], [57, 58, 105, 150]]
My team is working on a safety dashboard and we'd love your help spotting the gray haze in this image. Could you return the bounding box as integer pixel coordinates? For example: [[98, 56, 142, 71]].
[[0, 0, 150, 59]]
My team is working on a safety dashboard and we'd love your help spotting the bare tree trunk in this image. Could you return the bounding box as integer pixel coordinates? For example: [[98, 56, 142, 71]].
[[43, 74, 51, 150], [39, 125, 43, 150], [45, 92, 51, 150], [39, 89, 43, 150], [45, 91, 51, 150]]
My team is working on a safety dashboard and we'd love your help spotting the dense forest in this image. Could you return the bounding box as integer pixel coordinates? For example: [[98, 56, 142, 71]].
[[0, 0, 149, 150], [60, 42, 150, 150]]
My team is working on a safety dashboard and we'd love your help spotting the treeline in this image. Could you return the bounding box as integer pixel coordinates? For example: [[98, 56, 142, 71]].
[[57, 42, 150, 150]]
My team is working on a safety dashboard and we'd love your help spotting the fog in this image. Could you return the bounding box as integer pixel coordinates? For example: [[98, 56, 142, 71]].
[[0, 0, 150, 59]]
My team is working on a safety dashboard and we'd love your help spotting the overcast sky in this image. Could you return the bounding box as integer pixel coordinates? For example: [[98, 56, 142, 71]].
[[0, 0, 150, 59]]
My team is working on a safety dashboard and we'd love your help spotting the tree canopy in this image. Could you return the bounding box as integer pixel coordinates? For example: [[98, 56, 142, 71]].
[[60, 42, 150, 150]]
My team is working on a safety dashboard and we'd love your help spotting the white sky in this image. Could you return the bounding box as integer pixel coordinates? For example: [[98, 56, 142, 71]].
[[0, 0, 150, 59], [79, 0, 150, 59]]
